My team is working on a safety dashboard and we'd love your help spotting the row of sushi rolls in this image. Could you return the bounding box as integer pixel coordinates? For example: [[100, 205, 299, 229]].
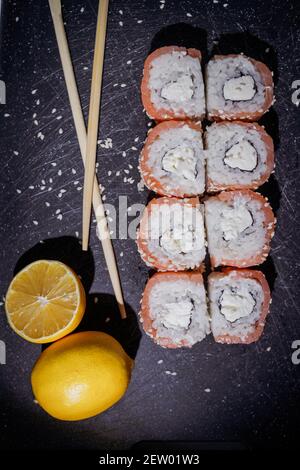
[[136, 46, 276, 348]]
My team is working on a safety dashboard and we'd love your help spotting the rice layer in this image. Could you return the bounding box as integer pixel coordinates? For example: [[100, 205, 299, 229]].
[[208, 271, 264, 342], [148, 277, 210, 347], [148, 50, 205, 119], [205, 122, 273, 190]]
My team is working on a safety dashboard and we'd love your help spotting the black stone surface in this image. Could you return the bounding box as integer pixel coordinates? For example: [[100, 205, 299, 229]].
[[0, 0, 299, 451]]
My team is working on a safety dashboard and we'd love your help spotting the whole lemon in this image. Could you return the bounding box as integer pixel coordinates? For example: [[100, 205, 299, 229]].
[[31, 331, 133, 421]]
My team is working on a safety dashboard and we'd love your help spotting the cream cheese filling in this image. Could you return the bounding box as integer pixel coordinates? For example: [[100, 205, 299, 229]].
[[223, 75, 256, 101], [161, 74, 194, 103], [161, 299, 193, 329], [219, 286, 255, 322], [162, 145, 197, 180], [220, 206, 253, 241], [160, 216, 204, 255], [224, 139, 258, 171]]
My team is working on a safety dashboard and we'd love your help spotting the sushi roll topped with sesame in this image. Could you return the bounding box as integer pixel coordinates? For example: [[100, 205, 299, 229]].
[[141, 46, 205, 121], [139, 120, 205, 198], [140, 271, 210, 348], [205, 121, 274, 191], [205, 190, 276, 267], [206, 54, 274, 121], [208, 268, 271, 344], [137, 196, 206, 271]]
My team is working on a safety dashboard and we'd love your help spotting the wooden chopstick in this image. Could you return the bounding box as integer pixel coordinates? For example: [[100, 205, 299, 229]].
[[48, 0, 126, 319], [82, 0, 109, 251]]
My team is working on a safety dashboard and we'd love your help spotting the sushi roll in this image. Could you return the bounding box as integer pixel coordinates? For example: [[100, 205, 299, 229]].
[[139, 120, 205, 198], [141, 46, 205, 121], [140, 271, 210, 348], [136, 196, 206, 271], [205, 121, 274, 192], [206, 54, 274, 121], [208, 268, 271, 344], [204, 190, 275, 268]]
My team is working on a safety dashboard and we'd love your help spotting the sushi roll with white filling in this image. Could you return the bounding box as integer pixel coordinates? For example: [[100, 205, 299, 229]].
[[208, 268, 271, 344], [206, 54, 274, 121], [140, 271, 210, 348], [136, 197, 206, 271], [139, 120, 205, 198], [204, 190, 275, 268], [205, 121, 274, 191], [141, 46, 205, 121]]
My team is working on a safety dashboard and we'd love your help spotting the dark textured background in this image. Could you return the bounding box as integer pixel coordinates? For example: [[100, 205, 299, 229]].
[[0, 0, 300, 450]]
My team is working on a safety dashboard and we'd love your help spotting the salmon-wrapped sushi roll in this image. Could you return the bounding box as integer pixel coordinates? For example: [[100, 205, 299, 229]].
[[205, 121, 274, 192], [137, 197, 206, 271], [141, 46, 205, 121], [206, 54, 274, 121], [139, 120, 205, 198], [204, 190, 275, 268], [140, 271, 210, 348], [208, 268, 271, 344]]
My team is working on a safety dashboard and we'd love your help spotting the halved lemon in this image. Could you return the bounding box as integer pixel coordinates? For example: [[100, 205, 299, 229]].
[[5, 260, 86, 343]]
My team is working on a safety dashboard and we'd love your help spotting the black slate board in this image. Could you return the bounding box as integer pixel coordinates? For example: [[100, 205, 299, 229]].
[[0, 0, 300, 451]]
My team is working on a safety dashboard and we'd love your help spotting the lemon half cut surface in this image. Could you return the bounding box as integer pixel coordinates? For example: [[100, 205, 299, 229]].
[[5, 260, 86, 343]]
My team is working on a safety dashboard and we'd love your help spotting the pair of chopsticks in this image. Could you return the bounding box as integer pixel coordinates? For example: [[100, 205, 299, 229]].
[[49, 0, 126, 319]]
